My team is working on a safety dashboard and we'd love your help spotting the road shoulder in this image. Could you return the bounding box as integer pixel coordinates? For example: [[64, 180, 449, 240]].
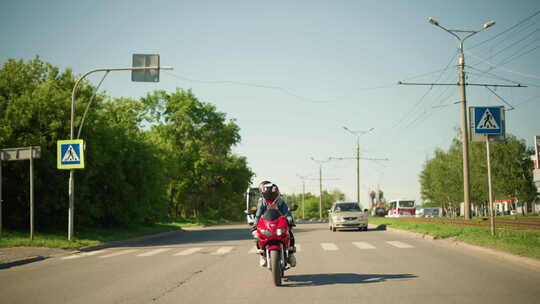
[[375, 224, 540, 270]]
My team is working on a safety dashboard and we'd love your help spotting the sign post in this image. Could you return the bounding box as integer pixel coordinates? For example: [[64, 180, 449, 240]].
[[57, 139, 85, 241], [0, 147, 41, 239], [0, 153, 3, 236], [469, 106, 505, 236], [65, 55, 172, 240], [535, 136, 540, 169]]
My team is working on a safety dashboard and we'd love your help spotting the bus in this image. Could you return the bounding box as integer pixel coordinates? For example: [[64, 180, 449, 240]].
[[245, 187, 260, 225], [386, 199, 416, 217]]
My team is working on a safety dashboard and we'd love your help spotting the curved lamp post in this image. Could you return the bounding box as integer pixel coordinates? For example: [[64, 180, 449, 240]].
[[428, 17, 495, 220]]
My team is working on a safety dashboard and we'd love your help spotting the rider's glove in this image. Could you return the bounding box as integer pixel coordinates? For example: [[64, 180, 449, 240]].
[[286, 216, 295, 226]]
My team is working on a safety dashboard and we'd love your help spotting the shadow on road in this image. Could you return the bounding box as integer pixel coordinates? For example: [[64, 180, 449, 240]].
[[283, 273, 417, 287], [372, 224, 386, 231], [80, 227, 254, 251]]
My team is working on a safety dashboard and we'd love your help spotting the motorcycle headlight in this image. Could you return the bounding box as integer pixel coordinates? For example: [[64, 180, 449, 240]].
[[260, 229, 273, 237], [276, 228, 286, 236]]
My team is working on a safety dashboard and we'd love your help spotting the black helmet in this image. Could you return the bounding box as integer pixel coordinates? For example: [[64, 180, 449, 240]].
[[260, 181, 280, 203], [258, 180, 272, 194]]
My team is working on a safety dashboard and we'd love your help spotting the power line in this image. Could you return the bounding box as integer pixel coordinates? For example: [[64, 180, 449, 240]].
[[497, 41, 540, 67], [480, 26, 540, 63], [163, 70, 395, 104], [465, 51, 540, 80], [392, 52, 457, 130], [470, 9, 540, 50]]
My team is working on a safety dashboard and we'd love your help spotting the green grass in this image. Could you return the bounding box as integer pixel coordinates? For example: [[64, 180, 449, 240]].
[[0, 218, 228, 250], [370, 218, 540, 260]]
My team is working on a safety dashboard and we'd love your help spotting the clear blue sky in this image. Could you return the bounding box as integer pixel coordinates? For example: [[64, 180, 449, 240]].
[[1, 0, 539, 205]]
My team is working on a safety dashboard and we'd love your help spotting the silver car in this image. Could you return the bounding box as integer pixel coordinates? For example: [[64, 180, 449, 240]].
[[328, 201, 368, 231]]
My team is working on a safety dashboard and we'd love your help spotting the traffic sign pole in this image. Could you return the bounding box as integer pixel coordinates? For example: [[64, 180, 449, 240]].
[[66, 57, 173, 240], [486, 135, 495, 236], [0, 156, 2, 236]]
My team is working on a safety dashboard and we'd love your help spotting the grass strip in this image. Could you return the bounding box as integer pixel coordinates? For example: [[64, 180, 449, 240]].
[[370, 218, 540, 260], [0, 218, 227, 250]]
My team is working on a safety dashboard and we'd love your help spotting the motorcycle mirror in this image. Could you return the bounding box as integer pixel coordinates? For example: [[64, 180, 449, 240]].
[[289, 204, 298, 212], [244, 210, 255, 215]]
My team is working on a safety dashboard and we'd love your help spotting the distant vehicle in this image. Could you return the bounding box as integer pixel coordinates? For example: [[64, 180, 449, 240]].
[[386, 199, 416, 217], [328, 201, 368, 231], [373, 206, 387, 217], [246, 187, 260, 225], [416, 207, 440, 217]]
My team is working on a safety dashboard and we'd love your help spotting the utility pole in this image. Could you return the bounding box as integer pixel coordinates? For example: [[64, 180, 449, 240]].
[[297, 174, 309, 219], [310, 157, 332, 220], [399, 17, 525, 220], [342, 126, 374, 204]]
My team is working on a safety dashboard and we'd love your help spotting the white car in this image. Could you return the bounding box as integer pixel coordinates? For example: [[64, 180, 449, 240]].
[[328, 201, 368, 231]]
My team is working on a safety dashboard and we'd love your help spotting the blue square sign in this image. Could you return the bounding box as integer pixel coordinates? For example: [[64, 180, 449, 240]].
[[473, 107, 502, 135], [57, 139, 85, 169]]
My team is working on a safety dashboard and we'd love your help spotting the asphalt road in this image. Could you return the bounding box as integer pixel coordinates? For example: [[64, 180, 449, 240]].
[[1, 223, 539, 304]]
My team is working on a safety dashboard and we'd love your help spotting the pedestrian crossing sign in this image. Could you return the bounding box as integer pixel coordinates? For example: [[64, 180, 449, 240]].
[[57, 139, 85, 169], [473, 107, 503, 135]]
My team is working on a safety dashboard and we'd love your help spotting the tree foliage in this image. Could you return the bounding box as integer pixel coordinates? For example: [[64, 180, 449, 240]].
[[283, 189, 346, 220], [420, 132, 537, 215], [0, 57, 253, 230]]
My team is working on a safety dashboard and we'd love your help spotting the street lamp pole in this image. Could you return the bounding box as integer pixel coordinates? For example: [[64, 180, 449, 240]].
[[68, 65, 173, 240], [343, 127, 374, 205], [297, 174, 309, 220], [428, 17, 495, 220], [310, 157, 331, 220]]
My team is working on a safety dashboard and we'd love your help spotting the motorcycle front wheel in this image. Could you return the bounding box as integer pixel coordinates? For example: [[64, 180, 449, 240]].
[[270, 250, 282, 286]]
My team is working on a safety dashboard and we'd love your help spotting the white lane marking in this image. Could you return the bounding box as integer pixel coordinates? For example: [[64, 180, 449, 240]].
[[321, 243, 339, 251], [386, 241, 414, 248], [136, 248, 172, 257], [353, 242, 376, 249], [212, 246, 234, 255], [62, 249, 109, 260], [174, 248, 203, 256], [99, 249, 138, 258]]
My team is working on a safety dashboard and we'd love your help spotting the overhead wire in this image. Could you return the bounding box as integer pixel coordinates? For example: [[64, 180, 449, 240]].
[[470, 9, 540, 50], [481, 26, 540, 64], [392, 52, 457, 130], [163, 70, 395, 104], [465, 51, 540, 80]]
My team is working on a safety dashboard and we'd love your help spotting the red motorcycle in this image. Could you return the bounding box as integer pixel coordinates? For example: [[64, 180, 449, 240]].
[[246, 206, 297, 286]]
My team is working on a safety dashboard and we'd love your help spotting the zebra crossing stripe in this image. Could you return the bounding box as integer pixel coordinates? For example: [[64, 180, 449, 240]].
[[99, 249, 139, 258], [386, 241, 414, 248], [321, 243, 339, 251], [353, 242, 376, 249], [212, 246, 234, 255], [61, 249, 109, 260], [174, 248, 203, 256], [136, 248, 172, 257]]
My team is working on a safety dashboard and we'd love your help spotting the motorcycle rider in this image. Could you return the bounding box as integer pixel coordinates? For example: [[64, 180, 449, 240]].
[[253, 181, 296, 267]]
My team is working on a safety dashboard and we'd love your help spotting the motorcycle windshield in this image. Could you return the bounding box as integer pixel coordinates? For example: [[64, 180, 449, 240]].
[[263, 209, 282, 222]]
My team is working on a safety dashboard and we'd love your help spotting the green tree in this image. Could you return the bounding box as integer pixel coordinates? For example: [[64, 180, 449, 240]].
[[420, 131, 536, 216], [1, 57, 254, 230], [141, 89, 254, 219]]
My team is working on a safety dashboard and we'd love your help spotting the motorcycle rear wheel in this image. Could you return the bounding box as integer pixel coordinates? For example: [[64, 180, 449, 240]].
[[270, 250, 282, 286]]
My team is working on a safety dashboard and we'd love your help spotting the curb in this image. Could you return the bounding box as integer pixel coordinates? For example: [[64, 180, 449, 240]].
[[381, 225, 540, 270], [0, 256, 47, 270]]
